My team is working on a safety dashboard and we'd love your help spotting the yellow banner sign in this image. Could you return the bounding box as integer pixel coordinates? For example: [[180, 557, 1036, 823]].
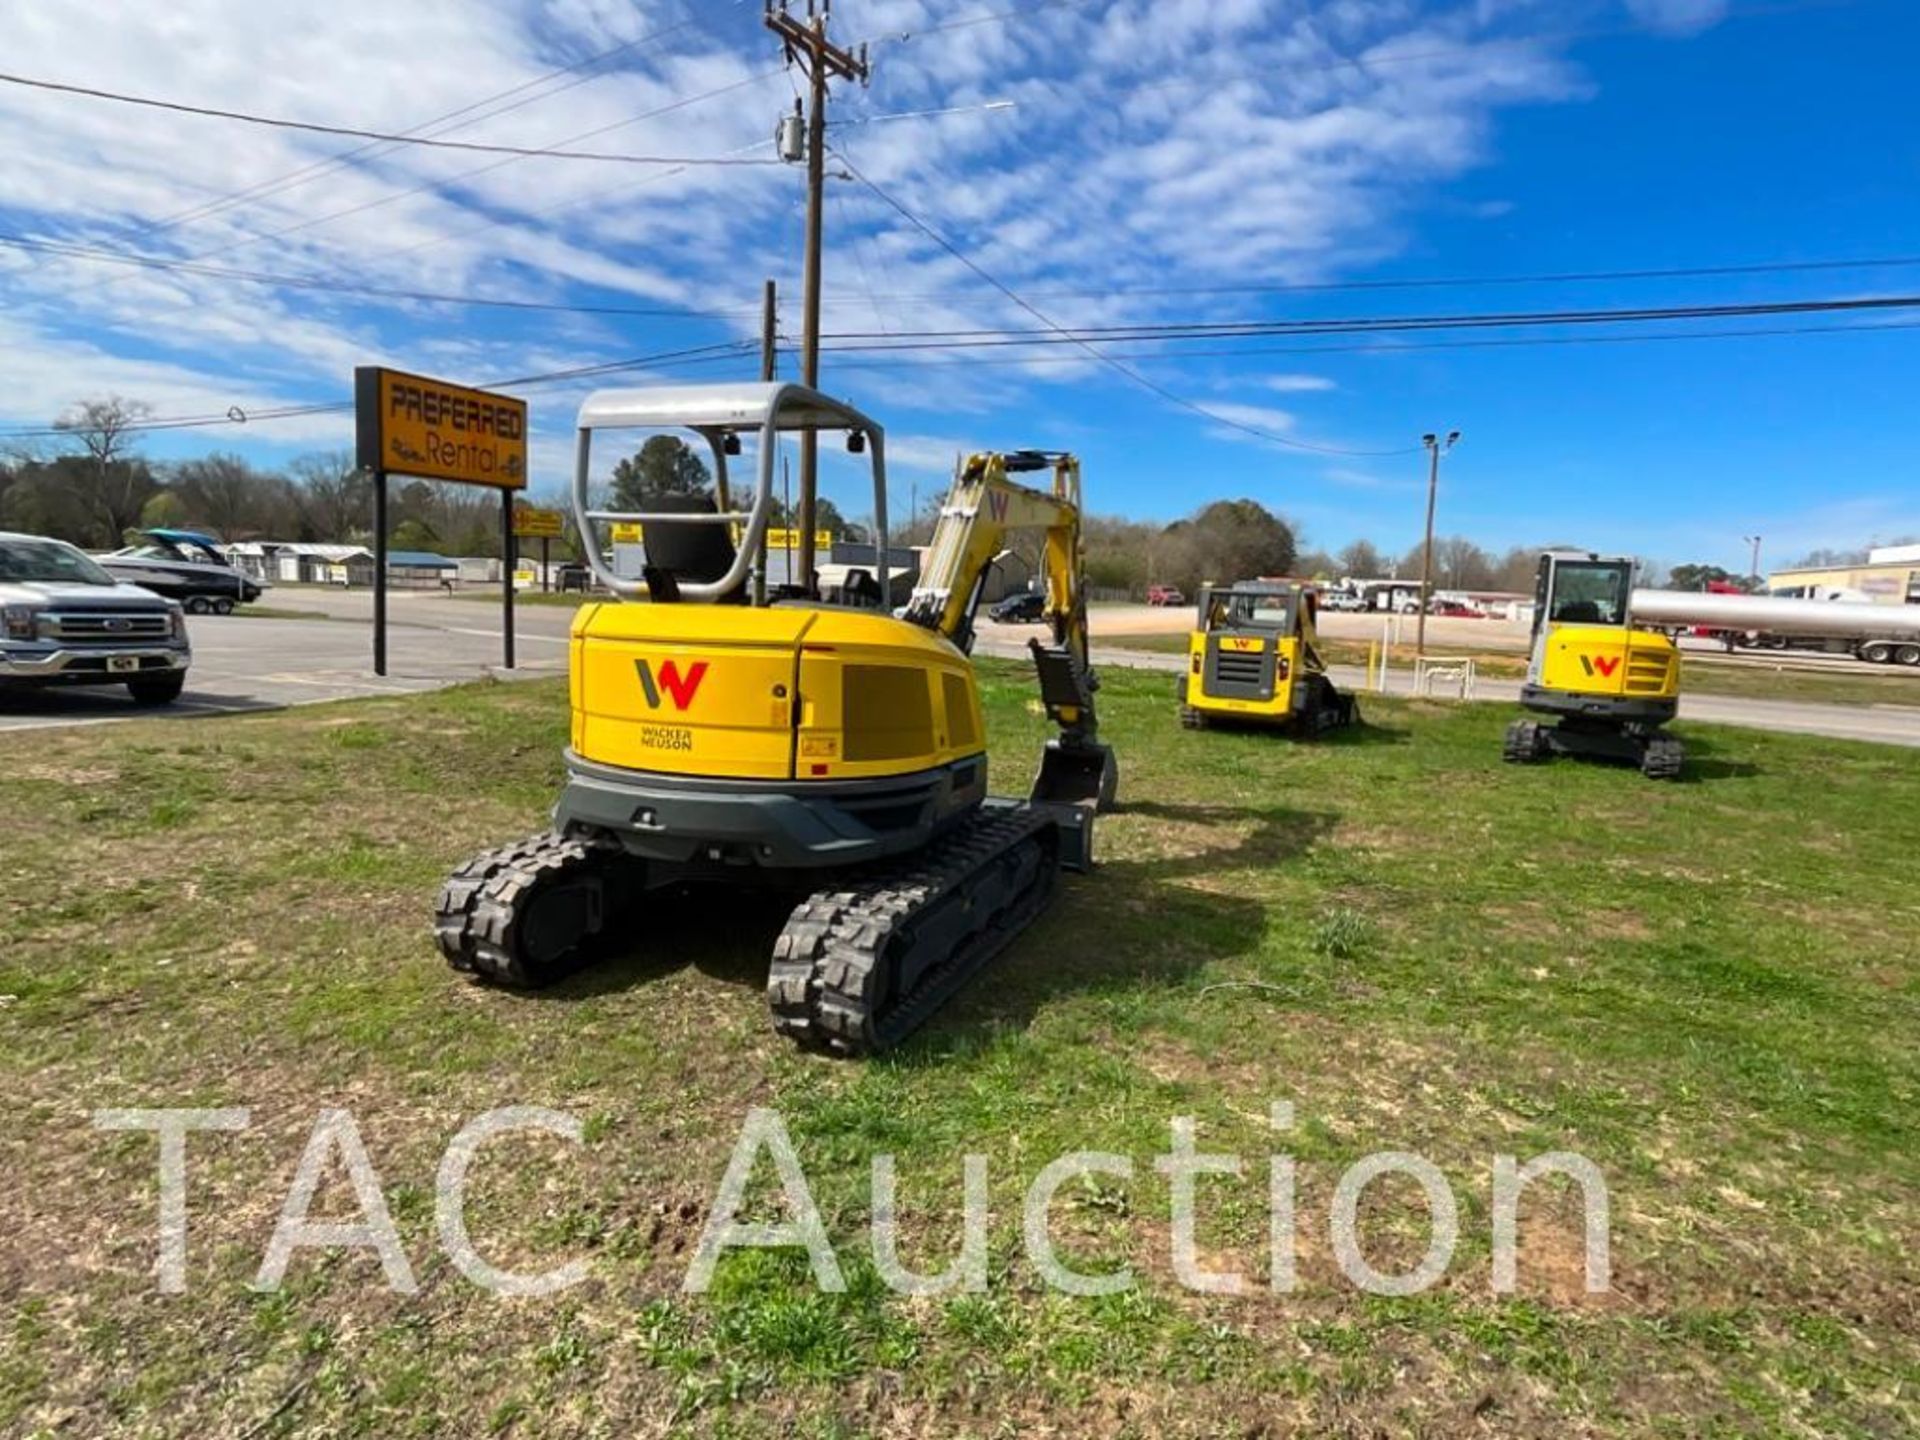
[[610, 523, 645, 545], [355, 366, 527, 490], [513, 504, 564, 539], [764, 528, 835, 551]]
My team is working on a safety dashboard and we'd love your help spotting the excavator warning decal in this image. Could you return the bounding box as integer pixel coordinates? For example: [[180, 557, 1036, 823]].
[[1579, 655, 1622, 679], [635, 659, 709, 710]]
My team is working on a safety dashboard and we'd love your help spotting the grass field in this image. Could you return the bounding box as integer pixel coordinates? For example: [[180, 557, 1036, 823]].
[[2, 666, 1915, 1437], [1103, 631, 1920, 710]]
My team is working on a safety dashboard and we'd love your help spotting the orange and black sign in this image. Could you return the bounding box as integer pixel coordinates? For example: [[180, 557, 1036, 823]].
[[354, 366, 527, 489]]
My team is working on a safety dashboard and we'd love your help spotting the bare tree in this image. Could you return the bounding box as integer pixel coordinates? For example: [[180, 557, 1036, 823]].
[[1338, 539, 1385, 578], [53, 396, 156, 544], [172, 453, 293, 540], [289, 450, 372, 541]]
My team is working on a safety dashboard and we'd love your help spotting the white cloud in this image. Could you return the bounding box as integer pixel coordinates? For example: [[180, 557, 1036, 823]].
[[1622, 0, 1732, 36], [0, 0, 1721, 490], [880, 433, 975, 475], [1203, 403, 1299, 434], [1264, 373, 1338, 393]]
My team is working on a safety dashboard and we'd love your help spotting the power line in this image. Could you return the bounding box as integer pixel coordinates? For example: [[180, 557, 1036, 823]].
[[811, 292, 1920, 349], [801, 317, 1920, 370], [1, 4, 762, 328], [4, 74, 784, 327], [147, 15, 725, 236], [857, 0, 1099, 47], [799, 252, 1920, 308], [833, 148, 1421, 457], [0, 70, 787, 166], [0, 233, 754, 322], [0, 341, 761, 441], [20, 226, 1920, 344]]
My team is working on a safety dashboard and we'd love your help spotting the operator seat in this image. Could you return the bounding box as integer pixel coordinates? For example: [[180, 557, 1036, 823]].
[[640, 494, 744, 604]]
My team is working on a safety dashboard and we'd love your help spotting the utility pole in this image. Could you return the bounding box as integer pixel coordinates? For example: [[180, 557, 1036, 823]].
[[760, 278, 778, 383], [1415, 430, 1461, 658], [1743, 534, 1763, 587], [766, 0, 869, 595]]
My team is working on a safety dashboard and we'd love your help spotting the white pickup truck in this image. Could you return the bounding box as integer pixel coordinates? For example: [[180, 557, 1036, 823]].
[[0, 531, 193, 705]]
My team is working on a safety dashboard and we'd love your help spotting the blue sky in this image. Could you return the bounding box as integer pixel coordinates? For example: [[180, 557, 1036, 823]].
[[0, 0, 1914, 574]]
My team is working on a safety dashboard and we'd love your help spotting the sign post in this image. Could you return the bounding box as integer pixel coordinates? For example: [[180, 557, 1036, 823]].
[[513, 503, 565, 596], [354, 367, 528, 676], [501, 491, 515, 671]]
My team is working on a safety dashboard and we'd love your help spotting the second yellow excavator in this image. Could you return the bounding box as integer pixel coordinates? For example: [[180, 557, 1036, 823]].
[[437, 383, 1115, 1055]]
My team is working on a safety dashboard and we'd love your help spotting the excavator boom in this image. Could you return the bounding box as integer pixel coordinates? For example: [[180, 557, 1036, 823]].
[[904, 450, 1116, 813]]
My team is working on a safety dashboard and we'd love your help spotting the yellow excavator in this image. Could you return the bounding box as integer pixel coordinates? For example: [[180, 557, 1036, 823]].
[[436, 383, 1116, 1055], [1176, 580, 1359, 733], [1503, 549, 1684, 779]]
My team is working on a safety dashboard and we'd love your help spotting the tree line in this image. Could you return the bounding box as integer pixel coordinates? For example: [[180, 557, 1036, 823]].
[[7, 395, 1884, 594]]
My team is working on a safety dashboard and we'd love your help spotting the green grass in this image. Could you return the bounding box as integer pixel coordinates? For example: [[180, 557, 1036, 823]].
[[226, 605, 343, 622], [0, 665, 1915, 1436]]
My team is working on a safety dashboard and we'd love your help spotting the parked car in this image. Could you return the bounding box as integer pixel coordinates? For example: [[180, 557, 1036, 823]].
[[1319, 590, 1365, 612], [0, 532, 192, 705], [1429, 599, 1488, 618], [989, 590, 1046, 624], [1147, 584, 1186, 606]]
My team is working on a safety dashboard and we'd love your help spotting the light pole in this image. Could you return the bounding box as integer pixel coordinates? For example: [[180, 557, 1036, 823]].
[[1416, 430, 1461, 658], [1743, 534, 1763, 587]]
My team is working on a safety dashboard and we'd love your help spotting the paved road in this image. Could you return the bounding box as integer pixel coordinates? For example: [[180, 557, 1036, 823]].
[[0, 591, 567, 732], [5, 587, 1917, 749]]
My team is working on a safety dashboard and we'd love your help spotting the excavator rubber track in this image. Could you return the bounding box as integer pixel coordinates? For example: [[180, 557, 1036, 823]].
[[435, 831, 642, 987], [767, 804, 1061, 1057]]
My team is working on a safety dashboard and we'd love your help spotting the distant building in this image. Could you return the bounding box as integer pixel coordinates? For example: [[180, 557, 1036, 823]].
[[1768, 552, 1920, 606], [226, 542, 370, 585], [224, 542, 458, 589]]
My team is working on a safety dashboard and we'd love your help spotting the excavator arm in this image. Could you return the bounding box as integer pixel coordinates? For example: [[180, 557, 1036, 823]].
[[904, 450, 1116, 813]]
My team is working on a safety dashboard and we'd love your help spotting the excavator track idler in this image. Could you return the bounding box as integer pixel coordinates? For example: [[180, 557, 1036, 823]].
[[1503, 718, 1550, 764], [436, 832, 642, 988], [767, 805, 1060, 1057], [1639, 732, 1686, 781]]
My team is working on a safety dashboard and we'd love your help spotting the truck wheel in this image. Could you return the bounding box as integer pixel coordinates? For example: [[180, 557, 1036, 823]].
[[1860, 642, 1894, 665], [184, 596, 211, 615], [212, 597, 235, 615], [128, 674, 187, 706], [1898, 645, 1920, 668]]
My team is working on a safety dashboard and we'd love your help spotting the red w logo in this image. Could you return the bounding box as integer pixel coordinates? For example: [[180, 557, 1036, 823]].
[[635, 659, 709, 710], [987, 489, 1009, 522], [1579, 655, 1622, 679]]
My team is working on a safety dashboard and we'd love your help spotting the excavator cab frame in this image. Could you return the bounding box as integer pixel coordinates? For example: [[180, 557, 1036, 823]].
[[569, 382, 888, 608]]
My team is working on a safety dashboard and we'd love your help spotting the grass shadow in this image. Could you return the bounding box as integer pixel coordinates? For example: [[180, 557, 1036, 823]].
[[513, 803, 1336, 1058], [916, 802, 1336, 1048], [533, 884, 801, 1001], [1671, 729, 1763, 784], [1316, 715, 1412, 747]]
